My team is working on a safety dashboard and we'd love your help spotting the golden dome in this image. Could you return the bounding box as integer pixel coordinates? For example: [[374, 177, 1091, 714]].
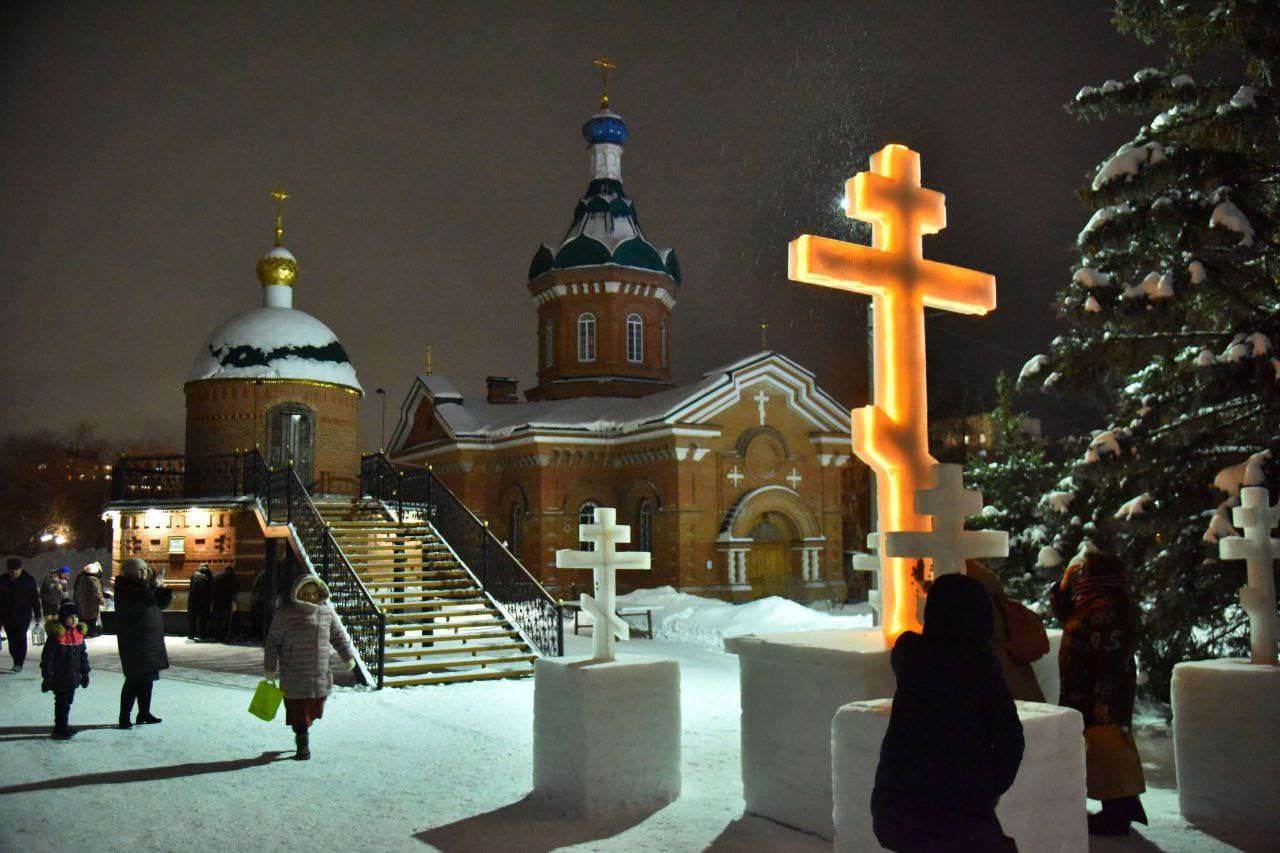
[[257, 247, 299, 286]]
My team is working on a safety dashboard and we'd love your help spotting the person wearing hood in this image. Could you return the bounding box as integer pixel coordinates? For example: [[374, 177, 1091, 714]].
[[186, 564, 214, 641], [0, 557, 42, 671], [74, 563, 106, 638], [871, 573, 1026, 852], [114, 557, 173, 729], [263, 574, 357, 761], [40, 567, 70, 619], [40, 601, 90, 739], [210, 565, 238, 642]]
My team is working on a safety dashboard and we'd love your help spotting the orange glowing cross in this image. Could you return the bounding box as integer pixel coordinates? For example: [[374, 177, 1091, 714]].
[[788, 144, 996, 642]]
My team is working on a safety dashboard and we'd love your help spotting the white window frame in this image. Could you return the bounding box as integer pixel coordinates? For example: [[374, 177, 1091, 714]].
[[626, 313, 644, 363], [578, 501, 598, 551], [577, 313, 596, 362]]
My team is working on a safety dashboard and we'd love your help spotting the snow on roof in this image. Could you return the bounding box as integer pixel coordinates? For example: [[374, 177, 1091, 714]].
[[189, 306, 362, 392]]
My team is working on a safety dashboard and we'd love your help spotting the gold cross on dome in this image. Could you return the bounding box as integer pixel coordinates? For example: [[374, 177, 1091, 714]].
[[593, 55, 617, 109], [269, 185, 290, 246]]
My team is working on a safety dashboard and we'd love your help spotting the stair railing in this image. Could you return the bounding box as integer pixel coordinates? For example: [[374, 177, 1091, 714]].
[[361, 452, 563, 658]]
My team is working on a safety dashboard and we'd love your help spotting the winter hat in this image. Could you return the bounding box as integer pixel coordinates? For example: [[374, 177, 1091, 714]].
[[57, 565, 71, 575], [6, 557, 20, 572], [121, 557, 150, 579], [58, 601, 81, 620], [923, 573, 994, 651]]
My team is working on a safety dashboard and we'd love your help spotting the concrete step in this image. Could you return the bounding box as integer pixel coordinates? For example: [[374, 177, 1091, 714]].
[[383, 667, 534, 688], [383, 654, 537, 677], [382, 629, 520, 647], [382, 641, 529, 659]]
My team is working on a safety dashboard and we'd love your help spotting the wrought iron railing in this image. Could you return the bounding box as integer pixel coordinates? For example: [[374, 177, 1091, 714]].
[[109, 452, 265, 501], [260, 461, 387, 689], [361, 452, 563, 657]]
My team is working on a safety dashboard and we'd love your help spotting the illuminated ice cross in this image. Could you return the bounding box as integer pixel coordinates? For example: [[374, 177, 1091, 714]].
[[789, 144, 996, 641], [1218, 486, 1280, 666], [556, 507, 651, 661], [884, 463, 1008, 579]]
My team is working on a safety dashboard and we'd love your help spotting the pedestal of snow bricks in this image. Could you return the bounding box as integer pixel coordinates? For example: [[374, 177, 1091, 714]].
[[726, 628, 1062, 840], [532, 656, 681, 817], [1172, 659, 1280, 846], [831, 699, 1086, 852]]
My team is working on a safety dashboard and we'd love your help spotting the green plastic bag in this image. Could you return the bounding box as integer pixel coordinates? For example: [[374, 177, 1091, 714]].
[[248, 679, 284, 722]]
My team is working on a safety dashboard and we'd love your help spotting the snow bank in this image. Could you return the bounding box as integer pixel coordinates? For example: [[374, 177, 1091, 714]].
[[613, 586, 872, 649]]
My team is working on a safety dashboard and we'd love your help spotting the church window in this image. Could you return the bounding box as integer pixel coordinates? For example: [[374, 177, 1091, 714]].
[[660, 323, 667, 367], [637, 499, 653, 553], [509, 503, 523, 556], [626, 313, 644, 363], [545, 320, 554, 367], [578, 501, 598, 551], [577, 313, 596, 362]]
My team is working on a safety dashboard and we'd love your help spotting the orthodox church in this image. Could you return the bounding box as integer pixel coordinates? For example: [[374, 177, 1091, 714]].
[[389, 75, 861, 602]]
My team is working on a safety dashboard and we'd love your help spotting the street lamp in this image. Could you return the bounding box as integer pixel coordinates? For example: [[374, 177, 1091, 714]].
[[375, 388, 386, 451]]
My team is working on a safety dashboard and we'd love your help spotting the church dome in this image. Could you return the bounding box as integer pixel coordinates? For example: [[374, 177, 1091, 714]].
[[188, 306, 362, 393], [256, 245, 299, 286], [581, 110, 628, 145]]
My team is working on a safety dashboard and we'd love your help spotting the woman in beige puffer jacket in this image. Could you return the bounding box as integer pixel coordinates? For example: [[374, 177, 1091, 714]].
[[263, 574, 357, 760]]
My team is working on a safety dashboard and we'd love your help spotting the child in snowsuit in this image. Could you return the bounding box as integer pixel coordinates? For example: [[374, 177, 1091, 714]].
[[264, 575, 357, 760], [40, 601, 90, 739]]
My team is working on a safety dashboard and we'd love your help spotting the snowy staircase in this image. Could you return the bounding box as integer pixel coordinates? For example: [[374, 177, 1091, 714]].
[[312, 497, 536, 688]]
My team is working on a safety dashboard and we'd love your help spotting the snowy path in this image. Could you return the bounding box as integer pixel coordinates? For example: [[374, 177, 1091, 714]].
[[0, 630, 1252, 852]]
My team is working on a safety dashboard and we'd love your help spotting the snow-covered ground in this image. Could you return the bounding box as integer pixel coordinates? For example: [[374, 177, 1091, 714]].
[[0, 603, 1259, 852]]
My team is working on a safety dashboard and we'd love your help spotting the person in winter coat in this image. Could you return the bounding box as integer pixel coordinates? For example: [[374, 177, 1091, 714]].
[[40, 568, 70, 618], [73, 564, 106, 638], [871, 573, 1025, 853], [186, 564, 214, 640], [114, 557, 173, 729], [0, 557, 42, 671], [40, 601, 90, 739], [263, 575, 357, 761], [967, 560, 1047, 702], [1052, 550, 1147, 836], [210, 565, 238, 642]]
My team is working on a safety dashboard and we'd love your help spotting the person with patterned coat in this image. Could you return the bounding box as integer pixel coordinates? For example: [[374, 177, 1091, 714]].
[[1052, 549, 1147, 836], [263, 574, 357, 760]]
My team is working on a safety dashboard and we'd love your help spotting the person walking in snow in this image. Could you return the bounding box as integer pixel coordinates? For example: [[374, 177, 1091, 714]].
[[39, 567, 70, 621], [0, 557, 42, 671], [73, 563, 106, 638], [1052, 549, 1147, 836], [40, 601, 90, 739], [871, 573, 1025, 852], [186, 564, 214, 640], [263, 575, 357, 761], [114, 558, 172, 729], [210, 565, 238, 642]]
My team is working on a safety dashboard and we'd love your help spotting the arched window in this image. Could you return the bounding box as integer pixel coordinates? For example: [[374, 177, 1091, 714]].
[[660, 322, 667, 368], [626, 313, 644, 363], [577, 313, 596, 362], [509, 503, 523, 555], [637, 499, 653, 553], [578, 501, 598, 551], [545, 319, 554, 368]]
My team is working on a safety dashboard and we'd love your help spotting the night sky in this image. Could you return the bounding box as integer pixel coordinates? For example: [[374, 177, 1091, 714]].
[[1, 1, 1164, 448]]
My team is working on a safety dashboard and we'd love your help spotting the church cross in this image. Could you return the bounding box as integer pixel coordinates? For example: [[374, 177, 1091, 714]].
[[786, 468, 802, 489], [883, 463, 1007, 579], [1219, 485, 1280, 665], [592, 55, 617, 109], [789, 145, 996, 640], [270, 185, 290, 247], [753, 388, 771, 425], [727, 465, 745, 488], [556, 507, 650, 661]]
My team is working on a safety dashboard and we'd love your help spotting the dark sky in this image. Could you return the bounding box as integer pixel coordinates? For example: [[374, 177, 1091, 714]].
[[1, 1, 1164, 448]]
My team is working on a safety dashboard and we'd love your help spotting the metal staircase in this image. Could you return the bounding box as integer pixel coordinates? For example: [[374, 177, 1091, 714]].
[[313, 498, 537, 687]]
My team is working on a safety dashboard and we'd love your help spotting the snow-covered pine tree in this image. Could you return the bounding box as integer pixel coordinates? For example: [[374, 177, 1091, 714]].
[[1019, 0, 1278, 699], [964, 374, 1064, 605]]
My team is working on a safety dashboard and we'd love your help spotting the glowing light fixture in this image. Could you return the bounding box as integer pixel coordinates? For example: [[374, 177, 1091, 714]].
[[788, 144, 996, 642]]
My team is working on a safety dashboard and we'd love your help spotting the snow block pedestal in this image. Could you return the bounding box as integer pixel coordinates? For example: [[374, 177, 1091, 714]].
[[1172, 659, 1280, 846], [832, 699, 1086, 853], [532, 656, 681, 817], [725, 629, 894, 839]]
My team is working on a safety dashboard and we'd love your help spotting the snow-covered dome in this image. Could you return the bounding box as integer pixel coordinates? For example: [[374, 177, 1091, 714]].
[[188, 306, 362, 393]]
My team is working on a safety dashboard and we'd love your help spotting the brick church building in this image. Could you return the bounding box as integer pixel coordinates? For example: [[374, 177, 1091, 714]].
[[389, 84, 862, 602]]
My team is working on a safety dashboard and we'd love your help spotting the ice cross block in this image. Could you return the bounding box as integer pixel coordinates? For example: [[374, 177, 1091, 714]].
[[832, 699, 1086, 853], [532, 656, 681, 816]]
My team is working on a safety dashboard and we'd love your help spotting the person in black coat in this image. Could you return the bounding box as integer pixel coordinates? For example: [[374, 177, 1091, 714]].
[[186, 564, 214, 640], [871, 573, 1026, 853], [210, 565, 238, 642], [0, 557, 42, 671], [114, 557, 173, 728], [40, 601, 90, 739]]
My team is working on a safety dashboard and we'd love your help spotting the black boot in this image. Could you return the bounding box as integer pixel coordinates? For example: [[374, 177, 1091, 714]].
[[135, 681, 161, 724], [294, 728, 310, 760], [1088, 796, 1147, 836]]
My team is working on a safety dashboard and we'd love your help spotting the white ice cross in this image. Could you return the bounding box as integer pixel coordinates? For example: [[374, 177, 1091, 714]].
[[556, 506, 651, 661], [1219, 485, 1280, 665], [753, 388, 771, 425], [883, 463, 1008, 579]]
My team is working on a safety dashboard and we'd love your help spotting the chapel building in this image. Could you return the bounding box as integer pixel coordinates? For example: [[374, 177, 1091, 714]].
[[389, 83, 862, 602]]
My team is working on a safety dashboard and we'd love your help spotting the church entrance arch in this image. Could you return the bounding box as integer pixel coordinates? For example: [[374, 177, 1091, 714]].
[[723, 485, 823, 600], [746, 514, 794, 599]]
